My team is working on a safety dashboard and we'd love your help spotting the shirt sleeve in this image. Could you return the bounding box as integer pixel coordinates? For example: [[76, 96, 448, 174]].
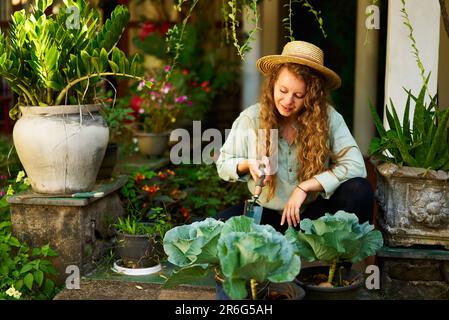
[[216, 113, 255, 182], [314, 108, 367, 199]]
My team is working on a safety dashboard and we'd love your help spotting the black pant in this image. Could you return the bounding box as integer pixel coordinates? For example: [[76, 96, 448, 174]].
[[215, 177, 374, 234]]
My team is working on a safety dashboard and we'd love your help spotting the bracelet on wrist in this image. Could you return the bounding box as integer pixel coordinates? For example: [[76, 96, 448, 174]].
[[296, 185, 308, 194]]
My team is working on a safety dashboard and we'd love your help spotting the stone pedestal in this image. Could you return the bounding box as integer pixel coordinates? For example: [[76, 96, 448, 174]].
[[377, 246, 449, 299], [7, 176, 127, 285]]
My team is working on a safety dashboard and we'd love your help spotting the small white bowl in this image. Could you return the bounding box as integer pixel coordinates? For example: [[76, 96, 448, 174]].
[[112, 260, 162, 276]]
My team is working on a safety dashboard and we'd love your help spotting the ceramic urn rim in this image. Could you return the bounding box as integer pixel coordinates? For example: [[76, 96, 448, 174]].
[[18, 104, 102, 115]]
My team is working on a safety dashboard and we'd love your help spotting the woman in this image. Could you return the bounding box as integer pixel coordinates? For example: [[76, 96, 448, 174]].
[[216, 40, 373, 233]]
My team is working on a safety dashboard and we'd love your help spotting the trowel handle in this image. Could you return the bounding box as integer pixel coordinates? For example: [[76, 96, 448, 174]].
[[255, 173, 265, 187]]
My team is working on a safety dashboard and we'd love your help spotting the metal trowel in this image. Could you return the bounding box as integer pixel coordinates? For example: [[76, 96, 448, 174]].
[[244, 167, 265, 224]]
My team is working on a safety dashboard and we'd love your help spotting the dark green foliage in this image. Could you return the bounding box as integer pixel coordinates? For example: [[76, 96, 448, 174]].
[[369, 74, 449, 170]]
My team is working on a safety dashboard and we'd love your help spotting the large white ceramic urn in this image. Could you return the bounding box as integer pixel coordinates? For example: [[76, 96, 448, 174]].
[[13, 104, 109, 194]]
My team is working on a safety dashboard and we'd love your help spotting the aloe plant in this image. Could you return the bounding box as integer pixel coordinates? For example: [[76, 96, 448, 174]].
[[0, 0, 148, 117], [369, 74, 449, 171]]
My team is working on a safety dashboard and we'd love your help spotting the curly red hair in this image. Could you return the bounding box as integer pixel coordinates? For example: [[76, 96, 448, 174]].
[[259, 63, 331, 200]]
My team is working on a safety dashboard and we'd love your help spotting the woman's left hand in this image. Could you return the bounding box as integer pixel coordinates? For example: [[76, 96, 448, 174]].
[[281, 186, 307, 227]]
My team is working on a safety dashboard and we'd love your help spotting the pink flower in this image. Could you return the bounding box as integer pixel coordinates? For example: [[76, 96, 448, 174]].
[[138, 108, 145, 114], [175, 95, 188, 103], [163, 65, 171, 73], [161, 84, 171, 94], [188, 101, 193, 107], [137, 80, 146, 91]]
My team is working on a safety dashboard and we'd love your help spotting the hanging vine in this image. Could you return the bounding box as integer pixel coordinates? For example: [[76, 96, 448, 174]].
[[283, 0, 326, 41]]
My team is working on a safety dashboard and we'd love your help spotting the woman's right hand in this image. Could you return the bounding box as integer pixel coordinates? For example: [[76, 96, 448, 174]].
[[238, 156, 272, 186]]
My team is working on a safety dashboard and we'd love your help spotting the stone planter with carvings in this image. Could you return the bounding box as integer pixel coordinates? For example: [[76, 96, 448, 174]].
[[375, 162, 449, 249]]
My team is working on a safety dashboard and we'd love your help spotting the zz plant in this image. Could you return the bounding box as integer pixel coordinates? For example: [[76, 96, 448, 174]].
[[0, 0, 148, 117]]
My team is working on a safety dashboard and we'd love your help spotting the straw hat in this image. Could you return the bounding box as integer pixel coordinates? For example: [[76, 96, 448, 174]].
[[256, 41, 341, 90]]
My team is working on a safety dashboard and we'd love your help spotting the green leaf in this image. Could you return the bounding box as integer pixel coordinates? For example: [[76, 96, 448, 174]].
[[368, 100, 386, 139], [290, 211, 383, 265], [163, 264, 212, 288], [36, 0, 54, 12], [20, 264, 33, 274], [24, 273, 34, 290], [34, 270, 44, 287], [424, 109, 449, 168], [108, 60, 119, 73], [163, 218, 224, 267]]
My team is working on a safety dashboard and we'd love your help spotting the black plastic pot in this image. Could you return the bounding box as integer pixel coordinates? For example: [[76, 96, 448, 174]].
[[115, 232, 161, 269], [295, 266, 364, 300], [97, 143, 118, 179], [216, 281, 306, 300]]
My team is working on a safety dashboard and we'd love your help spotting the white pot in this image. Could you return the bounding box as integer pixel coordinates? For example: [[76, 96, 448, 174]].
[[13, 105, 109, 194], [135, 131, 170, 157]]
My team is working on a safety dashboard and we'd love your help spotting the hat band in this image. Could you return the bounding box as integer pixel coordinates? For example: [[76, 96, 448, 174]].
[[283, 53, 323, 66]]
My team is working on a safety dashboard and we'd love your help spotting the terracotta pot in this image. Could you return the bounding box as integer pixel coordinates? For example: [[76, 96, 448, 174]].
[[135, 131, 170, 157], [13, 104, 109, 194]]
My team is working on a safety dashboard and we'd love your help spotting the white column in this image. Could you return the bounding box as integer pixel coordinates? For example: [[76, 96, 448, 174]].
[[384, 0, 440, 126], [353, 0, 380, 156], [241, 5, 262, 110]]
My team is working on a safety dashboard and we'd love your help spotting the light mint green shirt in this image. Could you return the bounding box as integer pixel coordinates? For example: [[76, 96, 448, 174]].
[[216, 103, 367, 212]]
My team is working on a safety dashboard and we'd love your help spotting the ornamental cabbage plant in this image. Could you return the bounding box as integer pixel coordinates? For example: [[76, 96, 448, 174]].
[[163, 216, 301, 299], [285, 210, 383, 287]]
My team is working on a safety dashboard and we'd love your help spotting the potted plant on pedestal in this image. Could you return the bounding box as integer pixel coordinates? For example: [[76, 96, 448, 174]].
[[286, 211, 384, 300], [369, 78, 449, 248], [163, 216, 304, 300], [368, 0, 449, 248], [0, 0, 148, 194]]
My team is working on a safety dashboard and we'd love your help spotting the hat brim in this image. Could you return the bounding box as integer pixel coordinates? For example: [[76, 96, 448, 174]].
[[256, 55, 341, 90]]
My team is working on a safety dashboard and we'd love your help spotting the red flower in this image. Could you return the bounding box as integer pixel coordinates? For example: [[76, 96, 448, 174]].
[[180, 207, 190, 221], [142, 184, 160, 194], [140, 22, 157, 41], [158, 171, 167, 179], [182, 69, 189, 75], [201, 81, 210, 88], [135, 173, 145, 183], [159, 22, 172, 36], [130, 95, 143, 113]]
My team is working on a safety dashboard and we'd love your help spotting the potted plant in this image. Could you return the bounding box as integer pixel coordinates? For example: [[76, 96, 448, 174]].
[[131, 67, 191, 157], [368, 0, 449, 248], [112, 210, 172, 275], [0, 0, 148, 194], [285, 211, 384, 300], [163, 216, 305, 300]]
